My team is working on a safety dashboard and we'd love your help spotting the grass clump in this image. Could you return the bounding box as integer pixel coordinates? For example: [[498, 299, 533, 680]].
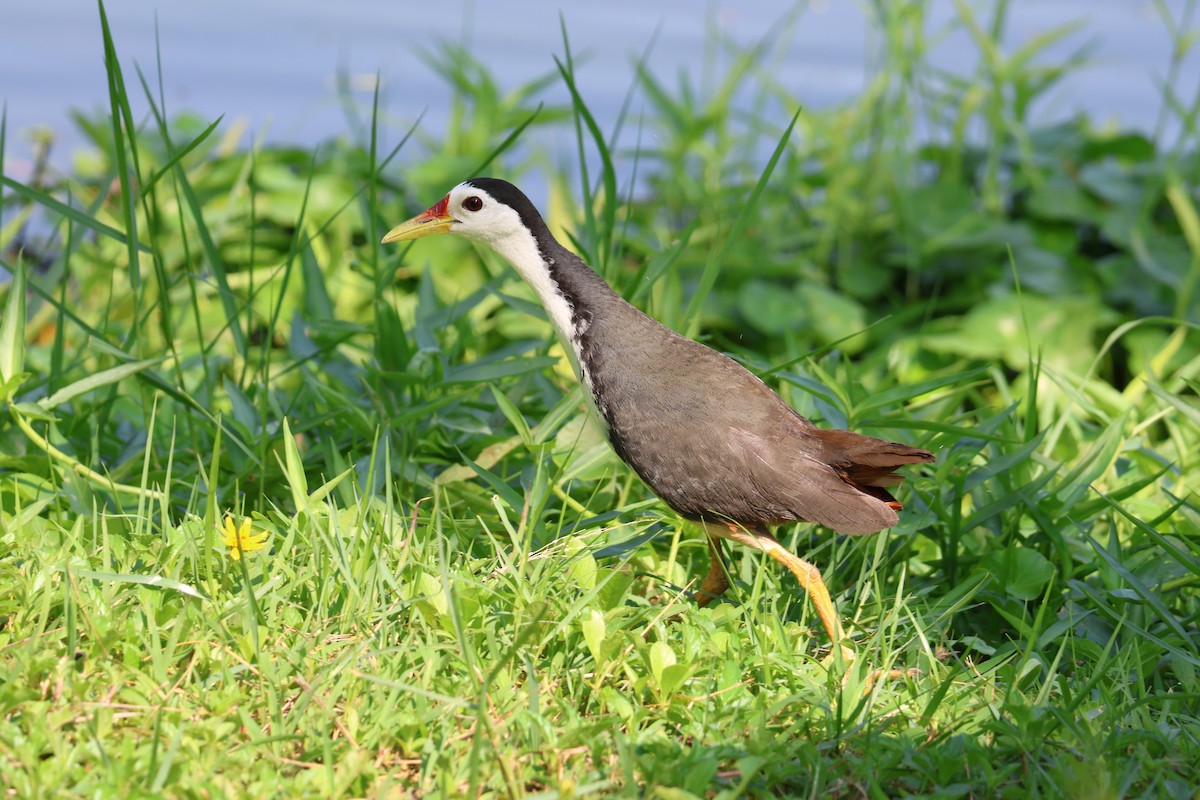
[[1, 1, 1199, 796]]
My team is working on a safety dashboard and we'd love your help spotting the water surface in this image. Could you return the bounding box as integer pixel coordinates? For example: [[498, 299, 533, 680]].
[[1, 1, 1194, 183]]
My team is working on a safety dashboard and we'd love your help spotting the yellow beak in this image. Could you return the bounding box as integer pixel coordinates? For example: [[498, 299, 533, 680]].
[[380, 195, 456, 243]]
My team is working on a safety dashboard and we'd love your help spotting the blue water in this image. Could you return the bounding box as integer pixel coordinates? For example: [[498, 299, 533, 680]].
[[1, 0, 1196, 187]]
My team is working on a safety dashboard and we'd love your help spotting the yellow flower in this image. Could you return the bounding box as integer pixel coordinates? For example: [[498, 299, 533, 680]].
[[221, 516, 269, 560]]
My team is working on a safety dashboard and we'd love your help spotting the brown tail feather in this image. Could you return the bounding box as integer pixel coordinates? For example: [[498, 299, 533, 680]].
[[852, 482, 903, 510], [812, 428, 934, 463], [818, 428, 934, 514]]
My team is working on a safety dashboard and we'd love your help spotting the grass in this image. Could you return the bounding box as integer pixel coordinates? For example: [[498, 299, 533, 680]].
[[2, 1, 1199, 796]]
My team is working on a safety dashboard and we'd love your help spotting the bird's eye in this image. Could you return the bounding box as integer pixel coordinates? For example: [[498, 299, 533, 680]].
[[463, 196, 484, 212]]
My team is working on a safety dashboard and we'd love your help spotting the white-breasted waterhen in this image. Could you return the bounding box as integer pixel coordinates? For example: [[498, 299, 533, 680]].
[[383, 178, 934, 659]]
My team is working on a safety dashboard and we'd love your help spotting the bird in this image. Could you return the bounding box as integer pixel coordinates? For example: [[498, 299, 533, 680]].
[[382, 177, 934, 659]]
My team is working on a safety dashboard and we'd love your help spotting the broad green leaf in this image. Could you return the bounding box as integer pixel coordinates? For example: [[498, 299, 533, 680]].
[[595, 568, 634, 611], [737, 280, 799, 336], [923, 294, 1114, 375], [12, 401, 57, 422], [1078, 160, 1141, 205], [1027, 175, 1096, 222], [649, 640, 676, 689], [983, 547, 1055, 601], [554, 413, 614, 482], [797, 283, 868, 353], [567, 551, 597, 590], [581, 609, 606, 664], [557, 439, 617, 483], [659, 663, 688, 696]]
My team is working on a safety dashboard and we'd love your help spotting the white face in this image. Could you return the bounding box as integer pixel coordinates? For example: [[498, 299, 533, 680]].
[[444, 183, 524, 245]]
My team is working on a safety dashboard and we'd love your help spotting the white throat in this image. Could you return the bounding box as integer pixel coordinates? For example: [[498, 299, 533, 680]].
[[473, 221, 607, 425], [484, 228, 581, 353]]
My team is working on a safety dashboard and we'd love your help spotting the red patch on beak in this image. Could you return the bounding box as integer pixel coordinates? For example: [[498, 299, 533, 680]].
[[419, 194, 450, 221]]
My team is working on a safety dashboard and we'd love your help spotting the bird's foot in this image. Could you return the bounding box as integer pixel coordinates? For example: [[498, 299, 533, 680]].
[[859, 666, 922, 691], [820, 643, 858, 669], [823, 642, 921, 690]]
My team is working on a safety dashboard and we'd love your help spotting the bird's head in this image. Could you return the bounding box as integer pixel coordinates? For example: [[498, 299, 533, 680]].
[[381, 178, 573, 335], [381, 178, 533, 248]]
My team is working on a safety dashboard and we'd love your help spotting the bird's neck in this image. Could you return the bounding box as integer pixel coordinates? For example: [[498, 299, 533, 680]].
[[485, 227, 584, 347], [484, 227, 620, 352]]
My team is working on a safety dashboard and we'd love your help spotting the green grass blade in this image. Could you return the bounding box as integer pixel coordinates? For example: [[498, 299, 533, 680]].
[[682, 107, 802, 333], [0, 177, 148, 250], [39, 357, 166, 411], [0, 257, 26, 393]]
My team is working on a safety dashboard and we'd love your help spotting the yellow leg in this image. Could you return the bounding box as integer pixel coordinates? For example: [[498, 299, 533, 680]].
[[757, 533, 853, 663], [694, 535, 730, 607], [757, 533, 922, 684], [705, 523, 853, 662], [699, 523, 920, 686]]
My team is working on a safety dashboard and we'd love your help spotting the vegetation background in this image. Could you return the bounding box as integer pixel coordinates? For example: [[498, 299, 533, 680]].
[[1, 1, 1198, 797]]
